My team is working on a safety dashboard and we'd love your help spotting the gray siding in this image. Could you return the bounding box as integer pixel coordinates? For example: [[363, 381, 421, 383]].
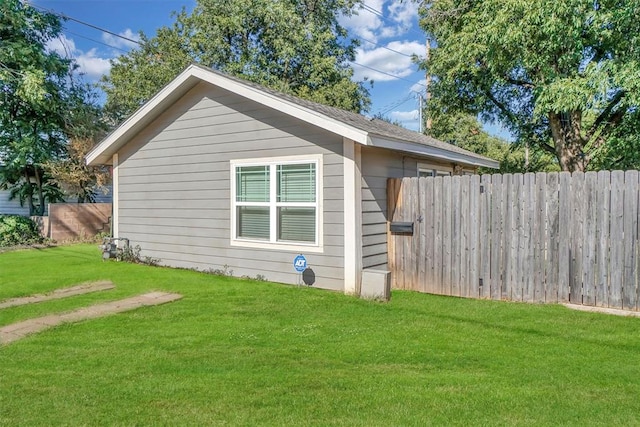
[[0, 190, 29, 216], [360, 147, 416, 270], [117, 82, 345, 291]]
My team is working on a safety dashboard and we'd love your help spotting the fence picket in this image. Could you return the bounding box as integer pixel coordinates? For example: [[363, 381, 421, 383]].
[[623, 171, 638, 310], [480, 174, 492, 299], [558, 172, 571, 302], [442, 177, 452, 295], [503, 174, 515, 300], [595, 171, 610, 307], [460, 176, 471, 297], [583, 172, 598, 306], [433, 177, 443, 294], [422, 177, 434, 293], [570, 172, 585, 304], [523, 173, 536, 302], [545, 173, 559, 303], [534, 172, 547, 302], [469, 175, 480, 298], [409, 177, 420, 291], [609, 171, 624, 309], [491, 174, 504, 299]]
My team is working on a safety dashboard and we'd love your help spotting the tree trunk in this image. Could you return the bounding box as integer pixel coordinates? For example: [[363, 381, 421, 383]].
[[549, 111, 588, 172], [24, 168, 35, 216], [34, 167, 45, 216]]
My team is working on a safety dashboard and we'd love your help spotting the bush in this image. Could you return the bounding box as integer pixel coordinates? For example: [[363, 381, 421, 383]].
[[0, 215, 43, 247]]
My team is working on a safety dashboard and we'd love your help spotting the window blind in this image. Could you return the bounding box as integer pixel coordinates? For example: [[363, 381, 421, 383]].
[[236, 166, 269, 202], [278, 207, 315, 242], [237, 206, 270, 240], [277, 163, 316, 203]]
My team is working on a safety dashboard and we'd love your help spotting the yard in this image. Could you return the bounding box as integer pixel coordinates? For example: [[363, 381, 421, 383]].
[[1, 245, 640, 426]]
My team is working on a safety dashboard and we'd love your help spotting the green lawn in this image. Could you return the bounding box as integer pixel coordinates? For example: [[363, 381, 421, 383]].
[[1, 245, 639, 426]]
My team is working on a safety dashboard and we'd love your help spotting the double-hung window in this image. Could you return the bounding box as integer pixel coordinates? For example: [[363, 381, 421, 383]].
[[232, 156, 321, 249]]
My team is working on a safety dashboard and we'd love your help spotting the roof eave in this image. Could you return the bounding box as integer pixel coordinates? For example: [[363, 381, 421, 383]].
[[368, 135, 500, 169]]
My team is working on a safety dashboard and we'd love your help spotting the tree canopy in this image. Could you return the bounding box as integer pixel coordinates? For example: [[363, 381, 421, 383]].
[[102, 0, 370, 123], [0, 0, 71, 214], [0, 0, 108, 213], [427, 112, 558, 173], [419, 0, 640, 172]]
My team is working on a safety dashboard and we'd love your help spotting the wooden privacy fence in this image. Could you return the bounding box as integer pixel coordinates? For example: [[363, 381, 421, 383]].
[[387, 171, 640, 311]]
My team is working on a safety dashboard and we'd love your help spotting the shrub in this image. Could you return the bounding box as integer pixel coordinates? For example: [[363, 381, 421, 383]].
[[0, 215, 43, 247]]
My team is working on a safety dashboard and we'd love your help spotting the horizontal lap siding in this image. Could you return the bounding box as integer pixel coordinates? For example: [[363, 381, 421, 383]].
[[360, 147, 417, 269], [0, 190, 29, 215], [117, 82, 345, 290]]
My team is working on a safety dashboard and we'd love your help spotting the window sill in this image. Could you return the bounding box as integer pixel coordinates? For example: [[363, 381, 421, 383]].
[[230, 238, 324, 254]]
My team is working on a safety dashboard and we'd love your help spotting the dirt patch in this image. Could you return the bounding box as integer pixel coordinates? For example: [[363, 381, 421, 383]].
[[1, 292, 182, 345], [0, 281, 115, 310], [563, 303, 640, 318]]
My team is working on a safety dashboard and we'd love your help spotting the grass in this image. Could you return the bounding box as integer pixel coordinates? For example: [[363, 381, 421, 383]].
[[1, 245, 640, 426]]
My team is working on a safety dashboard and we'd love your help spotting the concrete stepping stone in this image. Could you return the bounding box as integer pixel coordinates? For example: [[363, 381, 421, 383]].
[[0, 281, 115, 309], [0, 292, 182, 345]]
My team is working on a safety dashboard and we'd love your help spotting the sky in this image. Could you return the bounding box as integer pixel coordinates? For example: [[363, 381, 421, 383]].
[[30, 0, 505, 137]]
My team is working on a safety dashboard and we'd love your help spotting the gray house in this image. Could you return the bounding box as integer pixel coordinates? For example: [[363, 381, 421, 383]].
[[0, 189, 30, 215], [87, 64, 497, 294]]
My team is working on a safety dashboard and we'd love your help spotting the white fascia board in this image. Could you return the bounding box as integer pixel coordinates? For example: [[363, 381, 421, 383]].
[[368, 135, 500, 169], [190, 67, 368, 144]]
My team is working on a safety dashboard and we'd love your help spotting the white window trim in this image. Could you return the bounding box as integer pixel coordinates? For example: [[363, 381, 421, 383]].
[[417, 161, 453, 177], [230, 154, 324, 253]]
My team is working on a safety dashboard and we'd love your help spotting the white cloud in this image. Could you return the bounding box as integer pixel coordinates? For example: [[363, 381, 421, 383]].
[[75, 48, 112, 79], [340, 0, 384, 42], [102, 29, 140, 50], [390, 109, 420, 131], [388, 1, 420, 35], [341, 1, 421, 42], [390, 109, 418, 121], [352, 40, 423, 82], [47, 34, 77, 57], [46, 34, 112, 80]]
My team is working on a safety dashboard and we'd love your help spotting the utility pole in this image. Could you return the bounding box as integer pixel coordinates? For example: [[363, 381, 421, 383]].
[[425, 38, 432, 131], [418, 93, 423, 133]]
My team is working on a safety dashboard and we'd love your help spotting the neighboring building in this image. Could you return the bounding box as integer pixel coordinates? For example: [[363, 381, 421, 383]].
[[0, 189, 30, 216], [0, 186, 112, 216], [0, 160, 30, 215], [87, 64, 498, 294]]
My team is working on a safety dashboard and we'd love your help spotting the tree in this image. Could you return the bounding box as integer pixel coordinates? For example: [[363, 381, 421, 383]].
[[100, 15, 194, 124], [102, 0, 369, 123], [43, 84, 111, 203], [419, 1, 640, 172], [427, 112, 558, 174], [0, 0, 71, 214]]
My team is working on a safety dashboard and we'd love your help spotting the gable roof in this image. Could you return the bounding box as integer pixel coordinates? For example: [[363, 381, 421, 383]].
[[87, 64, 499, 168]]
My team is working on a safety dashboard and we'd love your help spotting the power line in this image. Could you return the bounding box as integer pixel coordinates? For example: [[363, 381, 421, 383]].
[[357, 2, 425, 39], [64, 30, 130, 53], [358, 36, 414, 58], [376, 92, 415, 116], [27, 3, 142, 46], [350, 61, 426, 88], [361, 3, 384, 18]]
